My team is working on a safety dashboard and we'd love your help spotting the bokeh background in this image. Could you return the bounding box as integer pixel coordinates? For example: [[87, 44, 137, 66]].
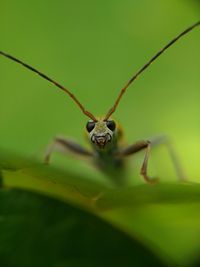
[[0, 0, 200, 183]]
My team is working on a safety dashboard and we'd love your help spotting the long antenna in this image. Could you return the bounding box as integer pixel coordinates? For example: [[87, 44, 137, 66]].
[[104, 21, 200, 120], [0, 50, 97, 122]]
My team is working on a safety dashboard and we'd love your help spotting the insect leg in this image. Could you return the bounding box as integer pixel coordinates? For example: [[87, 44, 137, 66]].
[[150, 135, 187, 181], [44, 136, 93, 164], [117, 140, 156, 183], [117, 135, 186, 182]]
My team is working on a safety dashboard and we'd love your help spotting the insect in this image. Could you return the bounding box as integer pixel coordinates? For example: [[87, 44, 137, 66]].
[[0, 21, 199, 185]]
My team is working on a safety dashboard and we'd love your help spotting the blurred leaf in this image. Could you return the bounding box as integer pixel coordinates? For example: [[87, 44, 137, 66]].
[[0, 189, 168, 267], [1, 152, 200, 266], [0, 151, 108, 209]]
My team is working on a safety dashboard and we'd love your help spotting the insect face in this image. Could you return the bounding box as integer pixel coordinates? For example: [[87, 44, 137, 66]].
[[86, 119, 116, 149]]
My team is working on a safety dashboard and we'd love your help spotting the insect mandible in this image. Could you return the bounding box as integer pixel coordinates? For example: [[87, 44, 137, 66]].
[[0, 21, 199, 185]]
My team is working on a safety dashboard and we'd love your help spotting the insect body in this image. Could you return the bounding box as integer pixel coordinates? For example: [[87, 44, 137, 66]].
[[87, 119, 126, 183], [0, 21, 199, 184]]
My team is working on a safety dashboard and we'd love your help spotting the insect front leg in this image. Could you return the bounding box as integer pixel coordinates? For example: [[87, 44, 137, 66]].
[[117, 135, 186, 183], [44, 136, 93, 164], [117, 140, 156, 183]]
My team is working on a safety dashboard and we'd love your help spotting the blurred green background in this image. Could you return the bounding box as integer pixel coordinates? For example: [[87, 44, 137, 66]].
[[0, 0, 200, 182]]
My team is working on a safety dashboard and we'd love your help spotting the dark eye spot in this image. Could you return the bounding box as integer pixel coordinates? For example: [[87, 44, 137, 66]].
[[86, 121, 95, 133], [106, 120, 116, 131]]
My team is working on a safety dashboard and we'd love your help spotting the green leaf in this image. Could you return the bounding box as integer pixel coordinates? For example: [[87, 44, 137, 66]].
[[0, 189, 167, 267], [1, 151, 200, 266], [0, 151, 108, 209]]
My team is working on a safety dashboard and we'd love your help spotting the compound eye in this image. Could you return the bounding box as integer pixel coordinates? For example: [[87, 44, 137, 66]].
[[86, 121, 95, 133], [106, 120, 116, 131]]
